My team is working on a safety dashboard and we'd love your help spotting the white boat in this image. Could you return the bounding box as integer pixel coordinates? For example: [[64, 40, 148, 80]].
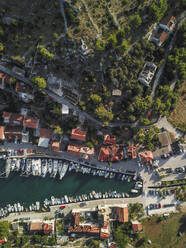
[[41, 159, 48, 178], [60, 161, 69, 180], [48, 159, 53, 174], [52, 160, 58, 178]]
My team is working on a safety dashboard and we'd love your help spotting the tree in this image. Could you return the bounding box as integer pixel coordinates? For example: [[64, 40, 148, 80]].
[[149, 0, 168, 22], [0, 26, 4, 36], [129, 14, 142, 29], [96, 39, 106, 51], [95, 104, 113, 122], [0, 42, 4, 52], [32, 76, 46, 89], [38, 45, 54, 60], [54, 125, 63, 135], [114, 225, 128, 248], [9, 77, 16, 84], [0, 222, 9, 239], [90, 94, 102, 104]]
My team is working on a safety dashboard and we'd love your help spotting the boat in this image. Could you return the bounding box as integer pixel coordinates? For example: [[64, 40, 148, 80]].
[[59, 161, 69, 180], [41, 159, 48, 178], [48, 159, 53, 174], [52, 160, 58, 178]]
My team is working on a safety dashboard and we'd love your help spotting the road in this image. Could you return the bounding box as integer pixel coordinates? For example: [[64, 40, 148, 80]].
[[58, 0, 68, 33], [151, 12, 186, 99]]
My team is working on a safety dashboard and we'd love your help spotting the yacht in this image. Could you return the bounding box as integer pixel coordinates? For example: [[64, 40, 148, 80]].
[[48, 159, 53, 175], [52, 160, 58, 178], [41, 159, 48, 178], [59, 161, 69, 180]]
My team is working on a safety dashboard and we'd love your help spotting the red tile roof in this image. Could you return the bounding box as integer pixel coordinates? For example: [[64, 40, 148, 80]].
[[104, 134, 116, 145], [43, 223, 53, 235], [2, 112, 24, 125], [100, 231, 110, 240], [23, 116, 39, 129], [68, 225, 100, 234], [51, 141, 60, 152], [15, 81, 33, 95], [67, 145, 95, 159], [139, 151, 153, 164], [132, 221, 143, 232], [116, 207, 128, 223], [0, 238, 7, 244], [0, 126, 4, 140], [128, 144, 137, 159], [71, 127, 86, 141], [72, 212, 80, 226], [40, 128, 53, 139], [98, 145, 124, 162]]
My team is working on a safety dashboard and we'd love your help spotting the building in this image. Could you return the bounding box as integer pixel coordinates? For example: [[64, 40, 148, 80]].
[[29, 222, 53, 235], [0, 126, 5, 140], [128, 144, 137, 159], [112, 89, 122, 96], [51, 141, 61, 152], [15, 81, 34, 103], [38, 128, 53, 147], [150, 16, 176, 47], [62, 104, 69, 115], [98, 145, 124, 162], [132, 220, 143, 232], [138, 151, 153, 164], [0, 72, 9, 89], [2, 112, 24, 126], [115, 206, 129, 223], [71, 127, 86, 141], [67, 145, 95, 159], [23, 116, 39, 129], [138, 62, 157, 87], [104, 134, 116, 145], [4, 126, 22, 142], [0, 238, 7, 245]]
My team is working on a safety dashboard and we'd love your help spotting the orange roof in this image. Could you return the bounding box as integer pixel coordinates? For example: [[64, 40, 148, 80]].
[[67, 145, 95, 159], [72, 212, 80, 226], [132, 221, 143, 232], [23, 116, 39, 129], [51, 141, 60, 152], [15, 81, 33, 94], [43, 223, 53, 235], [0, 72, 5, 79], [128, 144, 137, 159], [100, 231, 110, 240], [0, 126, 4, 140], [2, 112, 24, 125], [68, 225, 100, 234], [139, 151, 153, 164], [104, 134, 116, 145], [116, 207, 128, 223], [98, 145, 124, 162], [40, 128, 53, 139], [30, 222, 43, 232], [71, 127, 86, 141], [0, 238, 7, 244]]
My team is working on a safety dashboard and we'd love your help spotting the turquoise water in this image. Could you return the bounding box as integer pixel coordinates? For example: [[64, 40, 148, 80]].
[[0, 159, 136, 207]]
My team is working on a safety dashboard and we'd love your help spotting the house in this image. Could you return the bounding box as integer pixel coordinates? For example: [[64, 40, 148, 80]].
[[71, 127, 86, 141], [0, 238, 7, 244], [62, 104, 69, 115], [115, 206, 128, 223], [132, 220, 143, 232], [51, 141, 61, 152], [112, 89, 122, 96], [138, 62, 157, 87], [23, 116, 39, 129], [0, 126, 5, 140], [150, 16, 176, 47], [15, 81, 34, 103], [67, 145, 95, 159], [0, 72, 9, 89], [138, 151, 153, 164], [104, 134, 116, 145], [98, 145, 124, 162], [2, 112, 24, 126], [128, 144, 137, 159], [29, 222, 53, 235], [4, 126, 22, 142]]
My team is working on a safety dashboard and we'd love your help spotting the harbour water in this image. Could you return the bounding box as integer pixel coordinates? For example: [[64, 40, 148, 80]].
[[0, 160, 136, 207]]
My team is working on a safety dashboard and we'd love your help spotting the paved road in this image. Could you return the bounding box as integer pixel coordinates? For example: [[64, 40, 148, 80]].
[[58, 0, 68, 33]]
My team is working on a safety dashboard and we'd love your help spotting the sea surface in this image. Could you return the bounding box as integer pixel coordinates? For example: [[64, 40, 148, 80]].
[[0, 159, 136, 207]]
